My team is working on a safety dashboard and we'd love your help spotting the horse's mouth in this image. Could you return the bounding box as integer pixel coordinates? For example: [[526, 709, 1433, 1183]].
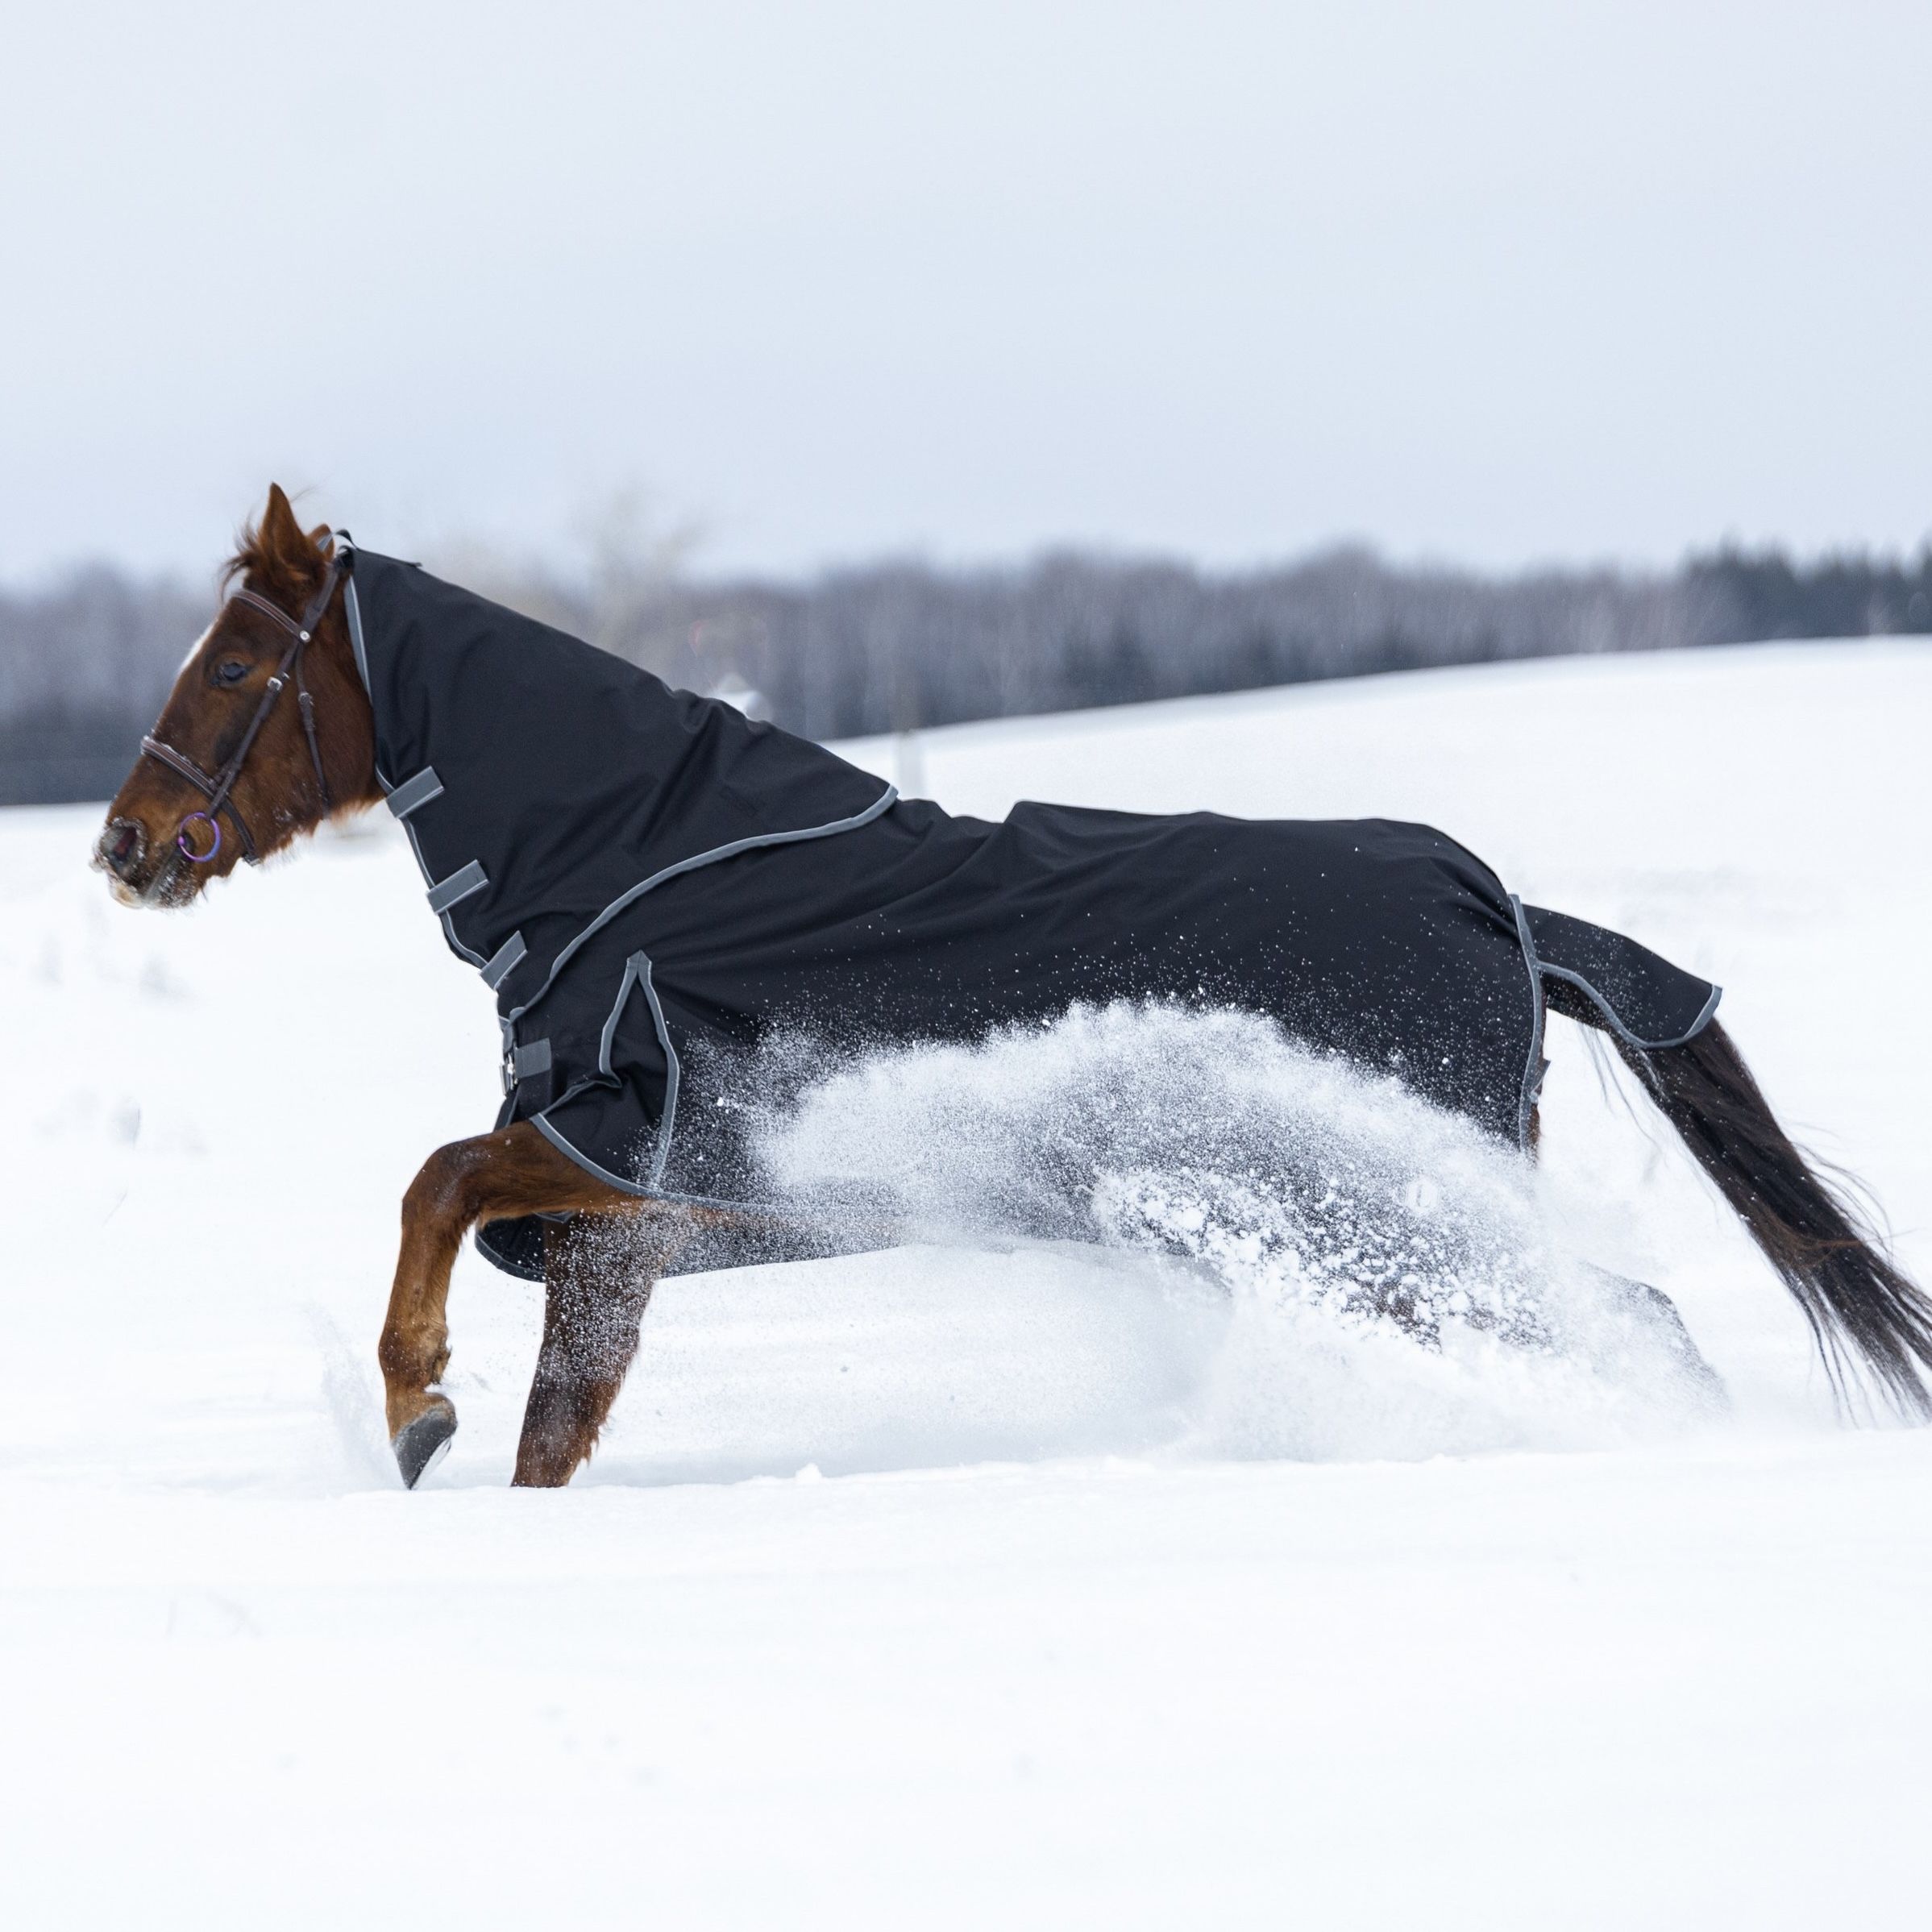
[[137, 846, 206, 909], [94, 833, 202, 911]]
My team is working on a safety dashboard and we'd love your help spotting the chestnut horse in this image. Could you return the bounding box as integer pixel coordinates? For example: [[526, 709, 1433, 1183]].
[[96, 487, 1932, 1486]]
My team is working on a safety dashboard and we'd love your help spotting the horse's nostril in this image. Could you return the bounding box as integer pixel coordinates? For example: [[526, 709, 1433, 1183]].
[[101, 818, 146, 880]]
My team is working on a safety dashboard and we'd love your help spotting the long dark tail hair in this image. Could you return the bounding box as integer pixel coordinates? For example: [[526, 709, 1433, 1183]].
[[1545, 980, 1932, 1419]]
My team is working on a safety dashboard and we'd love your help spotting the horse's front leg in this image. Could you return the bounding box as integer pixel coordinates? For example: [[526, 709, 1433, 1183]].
[[380, 1122, 630, 1487], [512, 1211, 695, 1488]]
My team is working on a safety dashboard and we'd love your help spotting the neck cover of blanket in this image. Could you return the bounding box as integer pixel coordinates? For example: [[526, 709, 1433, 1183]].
[[337, 542, 1719, 1280]]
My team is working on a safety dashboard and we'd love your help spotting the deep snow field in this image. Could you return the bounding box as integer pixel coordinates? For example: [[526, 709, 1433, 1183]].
[[3, 641, 1929, 1926]]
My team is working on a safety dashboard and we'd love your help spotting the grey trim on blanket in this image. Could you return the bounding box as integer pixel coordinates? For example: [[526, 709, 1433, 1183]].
[[343, 575, 450, 917], [505, 783, 900, 1025], [522, 952, 688, 1198], [1508, 895, 1548, 1150], [342, 567, 377, 716], [526, 1112, 780, 1219], [634, 953, 682, 1188], [570, 950, 683, 1187], [594, 959, 636, 1084], [530, 1113, 654, 1199], [1535, 962, 1724, 1051], [438, 913, 488, 970]]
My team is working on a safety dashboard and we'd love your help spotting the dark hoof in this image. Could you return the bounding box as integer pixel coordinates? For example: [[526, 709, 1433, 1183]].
[[393, 1406, 457, 1489]]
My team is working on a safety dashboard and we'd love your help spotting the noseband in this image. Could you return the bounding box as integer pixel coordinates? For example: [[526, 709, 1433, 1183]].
[[141, 557, 343, 865]]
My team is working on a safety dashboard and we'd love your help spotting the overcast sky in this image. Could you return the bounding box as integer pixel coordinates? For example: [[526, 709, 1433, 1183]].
[[4, 1, 1928, 584]]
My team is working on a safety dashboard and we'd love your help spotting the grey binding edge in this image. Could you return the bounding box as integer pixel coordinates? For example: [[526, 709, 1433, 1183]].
[[1536, 961, 1723, 1052], [506, 784, 900, 1024], [1507, 894, 1548, 1150]]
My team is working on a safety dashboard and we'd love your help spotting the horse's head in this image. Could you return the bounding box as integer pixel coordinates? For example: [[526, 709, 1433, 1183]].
[[94, 484, 379, 908]]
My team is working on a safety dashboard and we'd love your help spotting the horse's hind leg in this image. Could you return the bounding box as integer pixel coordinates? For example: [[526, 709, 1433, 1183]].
[[1527, 1120, 1723, 1403], [1584, 1266, 1730, 1407], [513, 1211, 693, 1487]]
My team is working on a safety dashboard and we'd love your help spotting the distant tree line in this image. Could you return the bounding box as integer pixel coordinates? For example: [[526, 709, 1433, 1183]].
[[5, 542, 1929, 805], [1, 569, 210, 808]]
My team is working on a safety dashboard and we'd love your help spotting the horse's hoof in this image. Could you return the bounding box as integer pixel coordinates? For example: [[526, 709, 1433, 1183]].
[[393, 1406, 457, 1489]]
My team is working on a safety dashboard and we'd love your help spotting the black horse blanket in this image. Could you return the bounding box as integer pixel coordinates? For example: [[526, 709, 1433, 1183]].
[[337, 542, 1721, 1279]]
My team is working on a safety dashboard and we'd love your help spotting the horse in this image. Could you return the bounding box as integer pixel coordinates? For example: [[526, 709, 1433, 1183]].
[[94, 485, 1932, 1486]]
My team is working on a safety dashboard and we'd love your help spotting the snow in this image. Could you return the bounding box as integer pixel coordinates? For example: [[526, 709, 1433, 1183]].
[[3, 640, 1930, 1926]]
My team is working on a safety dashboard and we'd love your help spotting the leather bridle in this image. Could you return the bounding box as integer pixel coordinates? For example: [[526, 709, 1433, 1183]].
[[141, 556, 343, 864]]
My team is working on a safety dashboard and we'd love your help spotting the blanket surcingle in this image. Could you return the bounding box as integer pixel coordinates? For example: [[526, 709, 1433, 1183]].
[[337, 542, 1721, 1280]]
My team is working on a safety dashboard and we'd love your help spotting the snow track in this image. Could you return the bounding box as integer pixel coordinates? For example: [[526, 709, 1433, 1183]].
[[3, 642, 1929, 1926]]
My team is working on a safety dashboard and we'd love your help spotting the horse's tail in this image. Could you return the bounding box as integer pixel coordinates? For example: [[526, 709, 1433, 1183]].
[[1544, 974, 1932, 1419]]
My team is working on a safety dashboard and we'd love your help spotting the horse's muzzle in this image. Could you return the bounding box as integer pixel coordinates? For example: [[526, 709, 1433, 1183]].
[[93, 816, 187, 908]]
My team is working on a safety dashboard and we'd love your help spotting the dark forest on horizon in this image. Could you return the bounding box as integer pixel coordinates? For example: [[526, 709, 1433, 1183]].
[[3, 542, 1929, 805]]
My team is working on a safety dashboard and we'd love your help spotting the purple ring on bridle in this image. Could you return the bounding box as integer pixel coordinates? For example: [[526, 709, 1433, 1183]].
[[177, 812, 222, 863]]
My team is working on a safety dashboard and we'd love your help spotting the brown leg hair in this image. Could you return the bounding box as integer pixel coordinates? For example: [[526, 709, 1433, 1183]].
[[513, 1211, 695, 1487], [379, 1121, 661, 1486]]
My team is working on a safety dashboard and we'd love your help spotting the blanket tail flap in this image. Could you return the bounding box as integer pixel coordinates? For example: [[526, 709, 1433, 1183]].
[[1522, 904, 1719, 1049]]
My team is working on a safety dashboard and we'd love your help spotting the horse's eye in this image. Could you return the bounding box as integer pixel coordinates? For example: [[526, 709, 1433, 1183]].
[[213, 659, 250, 686]]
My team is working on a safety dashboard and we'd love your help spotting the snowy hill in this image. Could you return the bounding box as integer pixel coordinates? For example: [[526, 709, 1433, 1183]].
[[2, 641, 1928, 1927]]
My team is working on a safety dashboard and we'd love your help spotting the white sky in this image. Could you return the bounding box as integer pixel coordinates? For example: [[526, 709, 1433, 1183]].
[[4, 0, 1928, 583]]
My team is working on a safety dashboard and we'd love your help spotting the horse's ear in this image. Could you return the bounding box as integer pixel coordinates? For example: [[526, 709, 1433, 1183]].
[[259, 483, 327, 579]]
